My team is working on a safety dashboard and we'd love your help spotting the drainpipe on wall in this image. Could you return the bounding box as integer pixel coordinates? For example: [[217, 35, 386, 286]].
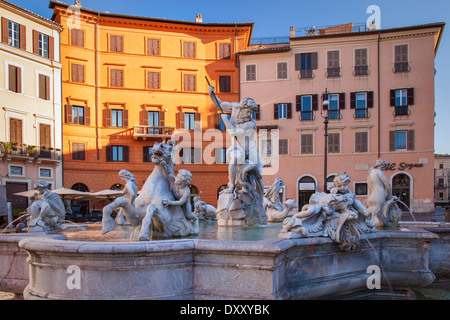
[[95, 13, 100, 160], [377, 31, 381, 159]]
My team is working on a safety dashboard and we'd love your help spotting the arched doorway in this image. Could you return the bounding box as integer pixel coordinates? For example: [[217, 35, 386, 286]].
[[71, 183, 90, 216], [298, 176, 316, 211], [110, 183, 124, 191], [217, 185, 228, 199], [392, 173, 411, 211]]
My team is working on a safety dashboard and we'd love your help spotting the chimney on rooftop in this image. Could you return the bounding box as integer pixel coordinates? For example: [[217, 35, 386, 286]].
[[290, 26, 295, 38], [196, 14, 203, 23]]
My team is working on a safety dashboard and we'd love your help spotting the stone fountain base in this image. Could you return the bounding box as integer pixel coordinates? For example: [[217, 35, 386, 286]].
[[18, 228, 440, 300]]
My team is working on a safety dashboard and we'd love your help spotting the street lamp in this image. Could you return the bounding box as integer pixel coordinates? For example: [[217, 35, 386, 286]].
[[320, 89, 330, 193]]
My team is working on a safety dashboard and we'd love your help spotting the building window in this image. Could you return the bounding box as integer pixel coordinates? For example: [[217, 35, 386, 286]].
[[246, 64, 256, 81], [394, 45, 409, 73], [9, 165, 24, 177], [143, 146, 153, 162], [390, 130, 415, 151], [219, 43, 231, 59], [184, 113, 196, 130], [148, 111, 159, 127], [39, 168, 52, 178], [72, 106, 85, 125], [328, 94, 340, 120], [277, 104, 288, 119], [111, 109, 123, 127], [355, 93, 368, 119], [261, 139, 272, 156], [215, 148, 227, 164], [110, 69, 123, 87], [355, 183, 368, 196], [72, 143, 85, 160], [296, 52, 318, 79], [354, 48, 369, 76], [8, 21, 20, 48], [71, 29, 84, 47], [439, 163, 444, 169], [39, 124, 51, 149], [147, 72, 160, 89], [279, 139, 289, 155], [38, 33, 49, 58], [301, 96, 313, 121], [184, 74, 196, 91], [180, 147, 201, 164], [391, 88, 414, 116], [147, 38, 160, 55], [327, 50, 340, 78], [8, 65, 22, 93], [106, 145, 129, 162], [219, 76, 231, 93], [355, 131, 368, 153], [183, 41, 195, 58], [110, 35, 123, 52], [277, 62, 288, 79], [9, 118, 22, 144], [71, 64, 85, 83], [38, 74, 50, 100], [300, 134, 313, 155], [328, 132, 340, 153], [395, 131, 407, 150]]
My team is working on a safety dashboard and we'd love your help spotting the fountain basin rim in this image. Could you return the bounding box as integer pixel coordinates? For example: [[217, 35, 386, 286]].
[[18, 229, 439, 255]]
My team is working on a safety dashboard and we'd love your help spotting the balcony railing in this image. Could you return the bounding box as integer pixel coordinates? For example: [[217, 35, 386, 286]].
[[394, 62, 411, 73], [0, 142, 62, 162], [299, 69, 314, 79], [326, 67, 341, 78], [354, 65, 370, 76], [133, 126, 175, 139]]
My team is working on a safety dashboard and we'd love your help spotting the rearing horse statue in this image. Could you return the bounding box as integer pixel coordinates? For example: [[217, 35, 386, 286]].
[[101, 140, 199, 241]]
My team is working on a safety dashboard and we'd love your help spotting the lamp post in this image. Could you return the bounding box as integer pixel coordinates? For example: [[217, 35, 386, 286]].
[[321, 89, 330, 193]]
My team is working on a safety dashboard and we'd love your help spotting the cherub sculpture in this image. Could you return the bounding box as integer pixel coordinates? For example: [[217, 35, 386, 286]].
[[193, 195, 217, 220], [263, 179, 298, 222], [116, 169, 138, 225]]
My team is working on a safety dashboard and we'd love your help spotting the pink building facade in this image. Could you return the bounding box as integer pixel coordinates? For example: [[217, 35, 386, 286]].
[[240, 23, 445, 214]]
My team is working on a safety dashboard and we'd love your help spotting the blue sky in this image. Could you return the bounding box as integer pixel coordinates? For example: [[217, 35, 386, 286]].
[[9, 0, 450, 154]]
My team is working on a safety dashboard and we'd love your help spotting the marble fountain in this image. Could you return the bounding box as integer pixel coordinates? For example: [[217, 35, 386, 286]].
[[1, 92, 449, 300]]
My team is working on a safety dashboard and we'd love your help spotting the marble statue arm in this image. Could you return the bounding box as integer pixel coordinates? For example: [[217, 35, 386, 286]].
[[163, 190, 190, 207], [208, 85, 233, 113]]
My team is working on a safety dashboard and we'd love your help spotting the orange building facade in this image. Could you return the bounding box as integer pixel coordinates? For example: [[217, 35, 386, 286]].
[[50, 1, 253, 206]]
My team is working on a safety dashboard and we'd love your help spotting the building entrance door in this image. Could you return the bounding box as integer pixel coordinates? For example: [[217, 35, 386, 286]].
[[298, 176, 316, 211], [5, 182, 28, 212], [392, 173, 411, 211]]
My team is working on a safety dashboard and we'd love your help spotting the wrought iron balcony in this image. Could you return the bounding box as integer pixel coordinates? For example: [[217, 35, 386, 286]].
[[133, 126, 175, 139], [0, 142, 62, 163]]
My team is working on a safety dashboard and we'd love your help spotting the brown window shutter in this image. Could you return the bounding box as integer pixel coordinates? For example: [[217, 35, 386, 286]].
[[123, 109, 129, 127], [123, 146, 129, 162], [9, 65, 17, 92], [312, 94, 318, 111], [104, 109, 112, 127], [390, 89, 396, 106], [194, 112, 201, 130], [350, 92, 356, 109], [84, 106, 91, 126], [255, 105, 260, 121], [19, 24, 26, 50], [140, 110, 148, 126], [45, 75, 50, 100], [16, 67, 22, 93], [65, 104, 73, 123], [407, 130, 415, 150], [214, 113, 221, 129], [106, 146, 113, 162], [407, 88, 415, 105], [39, 74, 46, 99], [110, 69, 116, 86], [367, 91, 374, 108], [311, 52, 318, 69], [287, 103, 292, 119], [159, 110, 165, 127], [1, 17, 8, 44], [48, 36, 54, 60], [273, 104, 279, 119], [339, 93, 346, 109], [296, 95, 302, 111], [294, 54, 301, 71], [389, 131, 396, 151], [177, 112, 185, 129], [40, 124, 51, 148], [143, 146, 150, 162], [33, 30, 39, 54]]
